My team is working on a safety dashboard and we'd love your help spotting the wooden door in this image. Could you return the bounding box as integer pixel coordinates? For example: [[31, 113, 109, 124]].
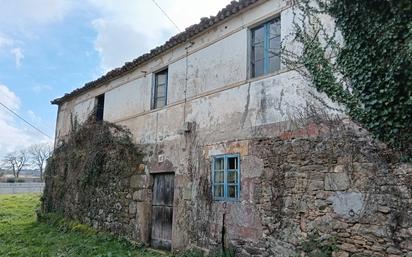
[[151, 173, 174, 250]]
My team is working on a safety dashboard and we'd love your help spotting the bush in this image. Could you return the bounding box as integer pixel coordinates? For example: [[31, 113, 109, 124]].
[[178, 249, 204, 257], [6, 177, 15, 183], [16, 178, 25, 183]]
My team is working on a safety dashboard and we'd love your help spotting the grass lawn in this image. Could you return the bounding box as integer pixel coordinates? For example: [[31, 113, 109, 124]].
[[0, 194, 169, 257]]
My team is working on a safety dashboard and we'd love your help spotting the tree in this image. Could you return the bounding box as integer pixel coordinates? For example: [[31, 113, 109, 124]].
[[28, 143, 52, 182], [3, 150, 28, 178]]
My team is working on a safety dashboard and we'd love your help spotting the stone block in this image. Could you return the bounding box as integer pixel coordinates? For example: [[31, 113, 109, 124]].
[[133, 189, 149, 202], [183, 187, 192, 200], [332, 251, 349, 257], [328, 192, 364, 218], [129, 201, 137, 214], [325, 173, 350, 191], [340, 243, 357, 252], [130, 175, 148, 189], [308, 180, 324, 191], [333, 165, 345, 173]]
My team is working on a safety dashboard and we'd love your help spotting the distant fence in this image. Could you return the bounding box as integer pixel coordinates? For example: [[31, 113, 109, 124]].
[[0, 183, 44, 194]]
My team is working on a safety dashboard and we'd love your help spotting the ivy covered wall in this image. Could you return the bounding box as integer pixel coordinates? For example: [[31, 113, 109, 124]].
[[287, 0, 412, 159]]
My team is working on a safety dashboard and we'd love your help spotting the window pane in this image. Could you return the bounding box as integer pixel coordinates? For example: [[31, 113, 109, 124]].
[[152, 69, 168, 110], [214, 171, 224, 183], [253, 43, 264, 62], [253, 25, 264, 44], [228, 157, 238, 170], [253, 59, 264, 77], [155, 97, 166, 108], [228, 185, 238, 198], [157, 73, 167, 85], [269, 19, 281, 38], [269, 36, 280, 54], [227, 170, 238, 184], [214, 185, 224, 198], [214, 158, 224, 170], [269, 56, 280, 73], [156, 84, 166, 97]]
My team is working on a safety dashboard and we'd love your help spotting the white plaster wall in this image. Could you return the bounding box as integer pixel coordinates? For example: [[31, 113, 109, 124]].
[[186, 30, 248, 98], [54, 0, 341, 144], [73, 98, 95, 123], [55, 98, 94, 140], [104, 76, 151, 122]]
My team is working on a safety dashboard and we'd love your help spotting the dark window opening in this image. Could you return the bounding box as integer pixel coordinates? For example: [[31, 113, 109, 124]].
[[152, 69, 168, 109], [251, 17, 281, 78], [95, 94, 105, 121]]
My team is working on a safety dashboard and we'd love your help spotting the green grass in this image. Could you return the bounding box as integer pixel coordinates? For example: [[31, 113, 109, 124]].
[[0, 194, 168, 257]]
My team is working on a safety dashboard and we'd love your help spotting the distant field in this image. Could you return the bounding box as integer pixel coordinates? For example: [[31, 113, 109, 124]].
[[0, 194, 168, 257]]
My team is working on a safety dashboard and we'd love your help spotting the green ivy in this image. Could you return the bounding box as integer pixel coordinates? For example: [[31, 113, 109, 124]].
[[290, 0, 412, 159]]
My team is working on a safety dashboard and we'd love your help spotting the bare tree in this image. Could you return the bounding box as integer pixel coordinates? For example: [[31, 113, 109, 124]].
[[28, 143, 52, 181], [3, 150, 28, 178]]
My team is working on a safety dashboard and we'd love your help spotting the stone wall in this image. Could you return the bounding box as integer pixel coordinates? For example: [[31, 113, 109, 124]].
[[42, 121, 152, 242], [43, 119, 412, 257], [230, 124, 412, 256]]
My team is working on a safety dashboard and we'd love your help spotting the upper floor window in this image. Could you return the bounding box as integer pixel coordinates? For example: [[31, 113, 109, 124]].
[[250, 17, 281, 78], [95, 93, 105, 121], [212, 154, 240, 200], [152, 69, 168, 109]]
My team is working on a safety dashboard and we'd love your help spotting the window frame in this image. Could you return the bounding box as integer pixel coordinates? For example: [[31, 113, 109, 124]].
[[250, 16, 281, 78], [211, 153, 241, 201], [151, 68, 168, 110]]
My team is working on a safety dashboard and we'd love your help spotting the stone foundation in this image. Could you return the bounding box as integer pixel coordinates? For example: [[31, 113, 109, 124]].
[[43, 122, 412, 256]]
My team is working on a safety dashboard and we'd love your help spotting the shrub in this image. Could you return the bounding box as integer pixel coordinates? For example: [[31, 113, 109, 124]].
[[6, 177, 15, 183]]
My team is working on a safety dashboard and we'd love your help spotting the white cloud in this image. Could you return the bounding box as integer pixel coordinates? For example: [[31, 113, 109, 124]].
[[0, 0, 75, 69], [0, 34, 14, 49], [0, 0, 74, 29], [86, 0, 233, 71], [11, 48, 24, 68], [0, 0, 233, 72], [0, 84, 51, 158]]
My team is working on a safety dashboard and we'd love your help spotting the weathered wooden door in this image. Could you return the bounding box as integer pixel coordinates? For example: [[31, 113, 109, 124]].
[[151, 173, 174, 250]]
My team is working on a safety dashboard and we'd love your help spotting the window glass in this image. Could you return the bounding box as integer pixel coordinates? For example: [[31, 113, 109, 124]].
[[227, 170, 237, 184], [157, 84, 166, 97], [228, 185, 238, 198], [157, 73, 167, 85], [251, 17, 281, 78], [214, 185, 224, 198], [253, 25, 265, 43], [269, 19, 281, 38], [155, 97, 166, 109], [214, 158, 224, 170], [214, 171, 224, 183], [153, 69, 168, 109]]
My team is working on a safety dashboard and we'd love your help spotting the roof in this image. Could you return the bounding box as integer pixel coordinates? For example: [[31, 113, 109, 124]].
[[51, 0, 262, 105]]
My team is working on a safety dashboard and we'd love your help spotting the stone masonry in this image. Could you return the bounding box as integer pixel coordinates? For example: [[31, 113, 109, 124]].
[[43, 120, 412, 256]]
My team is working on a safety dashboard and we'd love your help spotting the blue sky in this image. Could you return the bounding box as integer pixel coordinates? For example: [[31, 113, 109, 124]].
[[0, 0, 232, 157]]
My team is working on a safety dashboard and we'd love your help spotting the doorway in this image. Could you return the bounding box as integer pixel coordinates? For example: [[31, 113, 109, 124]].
[[151, 173, 174, 250]]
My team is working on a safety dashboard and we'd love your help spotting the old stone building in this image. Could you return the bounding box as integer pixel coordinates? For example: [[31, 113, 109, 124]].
[[47, 0, 412, 256]]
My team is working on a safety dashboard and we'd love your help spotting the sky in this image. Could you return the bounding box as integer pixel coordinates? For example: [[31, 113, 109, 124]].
[[0, 0, 233, 157]]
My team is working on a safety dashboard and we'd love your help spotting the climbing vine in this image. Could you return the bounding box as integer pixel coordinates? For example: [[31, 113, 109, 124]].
[[283, 0, 412, 159], [42, 116, 144, 213]]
